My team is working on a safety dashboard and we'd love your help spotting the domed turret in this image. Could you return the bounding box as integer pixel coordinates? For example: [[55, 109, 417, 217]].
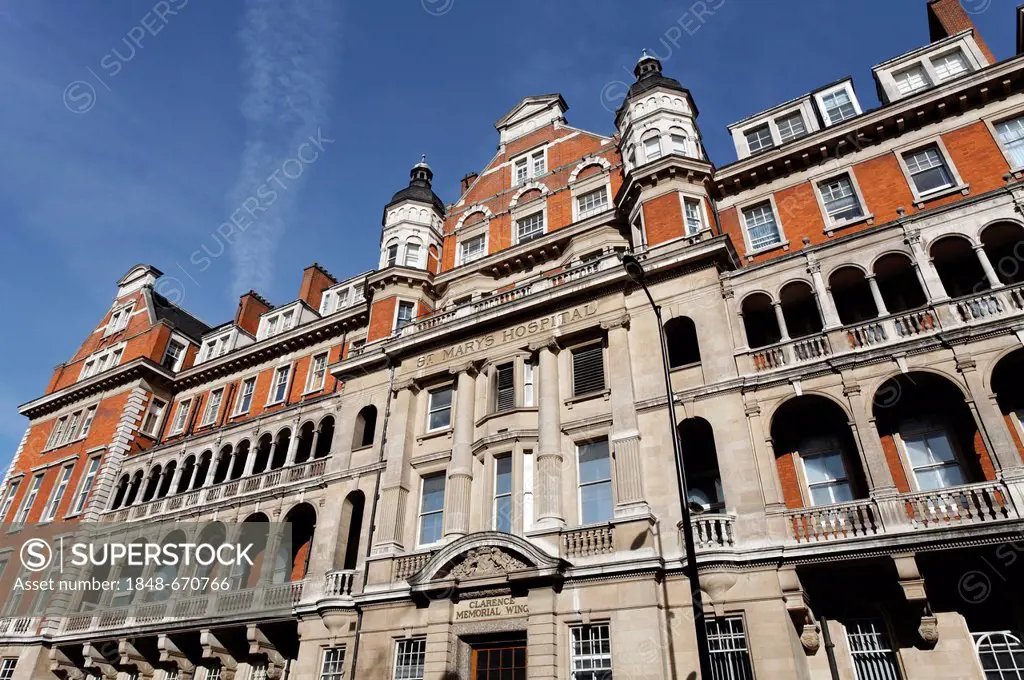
[[385, 155, 446, 216], [379, 156, 446, 271]]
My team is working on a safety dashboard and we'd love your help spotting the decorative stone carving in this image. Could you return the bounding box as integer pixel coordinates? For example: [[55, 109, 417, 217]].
[[918, 615, 940, 645], [448, 547, 527, 579], [800, 623, 821, 654]]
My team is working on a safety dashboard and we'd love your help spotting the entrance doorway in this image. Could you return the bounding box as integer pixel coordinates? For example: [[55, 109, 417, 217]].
[[469, 636, 527, 679]]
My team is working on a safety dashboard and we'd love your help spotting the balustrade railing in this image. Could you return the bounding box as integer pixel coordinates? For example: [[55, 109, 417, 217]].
[[691, 514, 735, 550], [324, 569, 359, 598], [904, 481, 1014, 529], [785, 499, 881, 543], [394, 552, 434, 581], [562, 525, 615, 558]]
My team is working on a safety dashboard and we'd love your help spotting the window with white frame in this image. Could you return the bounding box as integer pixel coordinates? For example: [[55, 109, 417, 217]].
[[0, 480, 20, 522], [643, 134, 663, 162], [932, 49, 969, 81], [847, 618, 901, 680], [523, 361, 535, 408], [45, 416, 69, 450], [404, 239, 422, 268], [319, 647, 346, 680], [570, 623, 613, 680], [200, 333, 232, 362], [70, 457, 100, 516], [105, 303, 134, 335], [0, 659, 16, 680], [512, 149, 546, 186], [200, 388, 224, 426], [80, 343, 126, 379], [818, 174, 864, 224], [427, 386, 453, 431], [42, 465, 74, 522], [802, 445, 854, 506], [170, 399, 192, 433], [494, 363, 515, 412], [894, 64, 930, 95], [745, 124, 773, 154], [571, 343, 605, 397], [393, 638, 426, 680], [996, 116, 1024, 169], [161, 339, 187, 370], [972, 630, 1024, 679], [264, 309, 295, 339], [493, 455, 513, 532], [395, 301, 415, 331], [268, 366, 291, 405], [684, 198, 705, 235], [141, 398, 166, 436], [516, 211, 545, 243], [249, 664, 268, 680], [576, 187, 609, 220], [670, 127, 692, 156], [776, 112, 807, 143], [742, 201, 783, 250], [820, 87, 858, 124], [706, 616, 755, 680], [902, 144, 954, 196], [319, 290, 335, 315], [578, 439, 613, 524], [306, 352, 329, 392], [79, 406, 96, 439], [14, 474, 43, 525], [385, 240, 399, 267], [901, 424, 966, 490], [418, 475, 445, 545], [459, 233, 487, 264], [233, 378, 254, 414]]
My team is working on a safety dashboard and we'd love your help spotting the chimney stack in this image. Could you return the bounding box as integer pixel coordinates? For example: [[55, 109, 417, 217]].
[[298, 262, 337, 312], [235, 290, 272, 336], [927, 0, 996, 64], [460, 172, 479, 194]]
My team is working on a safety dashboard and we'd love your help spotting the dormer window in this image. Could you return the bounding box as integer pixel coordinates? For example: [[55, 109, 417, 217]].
[[105, 303, 134, 335], [894, 64, 930, 95], [161, 339, 187, 371], [199, 332, 233, 362], [263, 309, 295, 339], [512, 148, 546, 186], [80, 343, 126, 379], [775, 113, 807, 143], [745, 125, 773, 154], [932, 49, 968, 81], [818, 86, 858, 125]]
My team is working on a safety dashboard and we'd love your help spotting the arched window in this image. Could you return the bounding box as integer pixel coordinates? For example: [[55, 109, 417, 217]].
[[678, 418, 724, 511], [642, 132, 662, 163], [142, 465, 162, 503], [779, 281, 823, 338], [230, 440, 250, 480], [404, 238, 422, 268], [282, 503, 317, 582], [664, 317, 700, 368], [337, 490, 365, 571], [175, 456, 196, 494], [981, 221, 1024, 285], [315, 416, 334, 459], [354, 405, 378, 449], [383, 239, 399, 268], [271, 429, 291, 470], [111, 474, 130, 510], [873, 253, 926, 314], [295, 422, 315, 465], [741, 293, 781, 349], [669, 127, 690, 156], [829, 267, 877, 325], [157, 461, 176, 499]]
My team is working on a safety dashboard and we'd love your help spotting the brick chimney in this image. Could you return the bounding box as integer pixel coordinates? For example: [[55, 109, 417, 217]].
[[460, 172, 479, 194], [298, 262, 337, 312], [235, 290, 272, 336], [927, 0, 996, 64]]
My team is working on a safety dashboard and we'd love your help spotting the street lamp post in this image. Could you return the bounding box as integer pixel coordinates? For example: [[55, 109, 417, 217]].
[[621, 252, 715, 680]]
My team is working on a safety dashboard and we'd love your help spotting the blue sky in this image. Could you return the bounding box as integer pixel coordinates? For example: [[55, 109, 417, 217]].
[[0, 0, 1011, 462]]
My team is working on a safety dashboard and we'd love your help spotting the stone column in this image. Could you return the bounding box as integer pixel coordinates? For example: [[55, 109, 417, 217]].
[[169, 454, 187, 493], [444, 366, 477, 538], [604, 316, 648, 517], [534, 342, 565, 529], [808, 259, 841, 329], [374, 382, 416, 554], [842, 381, 902, 527], [905, 228, 948, 302], [773, 301, 791, 342], [866, 275, 889, 317], [243, 436, 259, 476], [957, 357, 1023, 473], [974, 243, 1004, 290], [284, 418, 301, 466]]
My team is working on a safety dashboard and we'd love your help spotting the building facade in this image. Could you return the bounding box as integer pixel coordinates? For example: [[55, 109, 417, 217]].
[[4, 1, 1024, 678]]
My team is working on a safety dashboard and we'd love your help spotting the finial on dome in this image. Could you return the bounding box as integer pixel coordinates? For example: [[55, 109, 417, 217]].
[[634, 48, 662, 80]]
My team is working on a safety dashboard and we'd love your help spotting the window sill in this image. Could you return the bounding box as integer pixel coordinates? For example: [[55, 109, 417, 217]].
[[476, 406, 538, 428], [912, 183, 969, 208], [301, 386, 326, 397], [824, 213, 874, 236], [565, 389, 611, 409], [744, 239, 790, 260], [417, 427, 453, 444], [669, 361, 701, 373]]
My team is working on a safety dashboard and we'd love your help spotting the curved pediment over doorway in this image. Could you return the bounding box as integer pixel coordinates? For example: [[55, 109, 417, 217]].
[[406, 531, 568, 597]]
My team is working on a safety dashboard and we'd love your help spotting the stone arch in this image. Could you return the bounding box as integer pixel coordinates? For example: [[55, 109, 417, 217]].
[[508, 182, 549, 208], [406, 531, 566, 590], [569, 156, 612, 183], [454, 205, 493, 231]]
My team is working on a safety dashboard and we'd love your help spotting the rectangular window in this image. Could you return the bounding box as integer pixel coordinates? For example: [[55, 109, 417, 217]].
[[200, 388, 224, 426], [578, 440, 613, 524], [894, 64, 930, 95], [903, 429, 966, 490], [803, 450, 854, 506], [418, 476, 445, 545], [269, 366, 291, 405], [15, 474, 43, 524], [775, 112, 807, 143], [319, 647, 346, 680], [404, 242, 422, 267], [570, 623, 613, 680], [82, 360, 96, 378], [427, 386, 453, 431], [79, 406, 97, 439], [847, 618, 901, 680], [70, 457, 100, 516], [106, 303, 134, 334], [393, 638, 426, 680], [821, 88, 857, 124], [319, 291, 334, 315], [903, 145, 954, 195], [644, 136, 663, 161], [396, 301, 415, 331], [932, 50, 968, 81], [818, 175, 864, 223], [0, 480, 20, 522], [235, 379, 255, 414], [162, 340, 186, 370], [996, 116, 1024, 168], [523, 361, 535, 408], [516, 212, 545, 243], [495, 363, 515, 412], [61, 412, 82, 446], [141, 398, 166, 436], [745, 124, 773, 154], [0, 659, 16, 680], [46, 416, 69, 449], [306, 353, 329, 392], [494, 455, 513, 533], [532, 150, 546, 176], [577, 187, 609, 220], [742, 201, 782, 250], [281, 309, 294, 331], [42, 465, 74, 522], [459, 234, 486, 264], [571, 343, 605, 396], [706, 616, 755, 680], [514, 158, 529, 185], [170, 399, 192, 433], [201, 340, 217, 361], [684, 198, 704, 235]]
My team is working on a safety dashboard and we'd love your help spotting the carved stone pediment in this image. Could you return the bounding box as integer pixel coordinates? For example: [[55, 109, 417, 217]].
[[447, 547, 528, 579]]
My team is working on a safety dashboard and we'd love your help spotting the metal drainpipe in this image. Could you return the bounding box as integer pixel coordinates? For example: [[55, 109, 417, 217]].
[[820, 616, 841, 680], [347, 363, 396, 679]]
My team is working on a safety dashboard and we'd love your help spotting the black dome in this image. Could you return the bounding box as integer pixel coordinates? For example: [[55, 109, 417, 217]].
[[385, 156, 446, 216]]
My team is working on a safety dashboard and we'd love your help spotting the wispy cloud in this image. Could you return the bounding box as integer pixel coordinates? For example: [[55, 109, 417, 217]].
[[228, 0, 338, 296]]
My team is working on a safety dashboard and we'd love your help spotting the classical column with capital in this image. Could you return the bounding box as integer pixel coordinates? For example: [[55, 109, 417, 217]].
[[534, 342, 565, 529], [604, 316, 649, 517], [444, 365, 477, 538], [373, 382, 416, 554], [904, 228, 948, 302]]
